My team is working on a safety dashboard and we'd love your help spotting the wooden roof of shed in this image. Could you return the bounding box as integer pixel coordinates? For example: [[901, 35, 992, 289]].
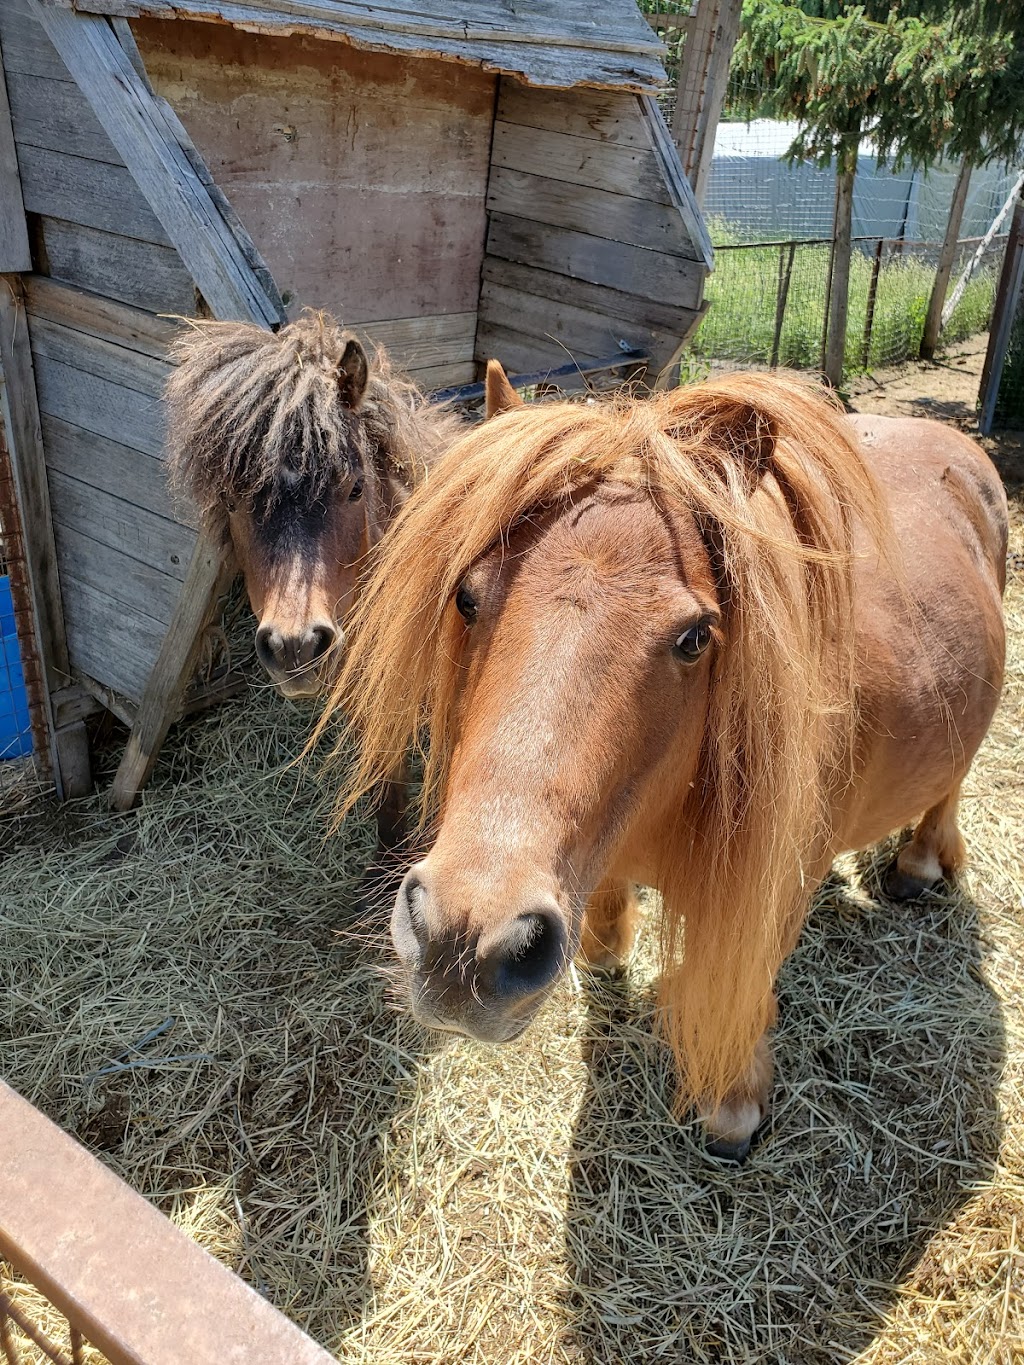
[[48, 0, 669, 92]]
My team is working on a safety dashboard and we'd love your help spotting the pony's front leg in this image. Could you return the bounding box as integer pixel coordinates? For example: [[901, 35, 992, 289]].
[[579, 877, 639, 975], [356, 760, 411, 916], [374, 761, 410, 856], [701, 1029, 774, 1164], [884, 780, 966, 900]]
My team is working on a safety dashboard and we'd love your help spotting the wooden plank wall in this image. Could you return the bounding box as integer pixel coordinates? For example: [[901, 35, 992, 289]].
[[0, 0, 197, 313], [24, 278, 196, 705], [0, 0, 197, 707], [477, 80, 709, 379], [133, 17, 495, 391]]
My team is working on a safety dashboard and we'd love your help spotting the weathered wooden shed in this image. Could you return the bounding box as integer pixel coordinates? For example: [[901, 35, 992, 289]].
[[0, 0, 714, 806]]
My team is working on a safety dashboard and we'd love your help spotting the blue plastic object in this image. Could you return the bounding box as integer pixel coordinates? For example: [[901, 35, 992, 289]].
[[0, 575, 33, 760]]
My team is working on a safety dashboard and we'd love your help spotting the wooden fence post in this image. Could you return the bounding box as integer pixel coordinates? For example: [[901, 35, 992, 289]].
[[978, 194, 1024, 435], [824, 160, 856, 388], [671, 0, 743, 204], [920, 156, 973, 360]]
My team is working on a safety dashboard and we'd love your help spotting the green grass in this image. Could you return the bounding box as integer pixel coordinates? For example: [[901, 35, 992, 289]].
[[692, 236, 997, 378]]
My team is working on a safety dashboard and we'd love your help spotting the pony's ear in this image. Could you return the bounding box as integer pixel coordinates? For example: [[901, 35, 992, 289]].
[[337, 337, 369, 409], [484, 360, 523, 420], [698, 395, 777, 480], [731, 403, 777, 477]]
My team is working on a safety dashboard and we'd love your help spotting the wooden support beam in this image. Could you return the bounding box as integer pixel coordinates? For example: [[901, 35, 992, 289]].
[[109, 535, 234, 810], [920, 157, 973, 361], [28, 0, 284, 327], [670, 0, 742, 205], [18, 7, 285, 803], [978, 195, 1024, 436], [75, 673, 138, 729], [0, 31, 32, 271], [0, 274, 92, 796], [638, 94, 714, 270], [52, 718, 92, 795], [1, 48, 90, 796]]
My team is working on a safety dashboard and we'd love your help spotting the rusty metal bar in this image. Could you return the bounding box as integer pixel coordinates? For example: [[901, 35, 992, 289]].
[[0, 1082, 337, 1365], [1, 1303, 24, 1365], [0, 1291, 74, 1365]]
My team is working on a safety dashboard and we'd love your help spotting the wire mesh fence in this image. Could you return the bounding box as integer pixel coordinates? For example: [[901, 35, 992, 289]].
[[637, 2, 1019, 383], [691, 233, 1007, 378], [693, 113, 1018, 382]]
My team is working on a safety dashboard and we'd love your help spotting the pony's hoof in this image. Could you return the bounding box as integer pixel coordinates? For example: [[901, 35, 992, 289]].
[[701, 1092, 766, 1165], [580, 958, 627, 982], [705, 1133, 752, 1164], [882, 860, 937, 901]]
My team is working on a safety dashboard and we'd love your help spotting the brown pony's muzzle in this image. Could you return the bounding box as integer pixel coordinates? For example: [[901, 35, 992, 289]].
[[391, 866, 568, 1042], [254, 620, 339, 697]]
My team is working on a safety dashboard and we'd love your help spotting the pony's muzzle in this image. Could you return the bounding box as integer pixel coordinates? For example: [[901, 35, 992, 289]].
[[391, 867, 567, 1041], [254, 620, 339, 694]]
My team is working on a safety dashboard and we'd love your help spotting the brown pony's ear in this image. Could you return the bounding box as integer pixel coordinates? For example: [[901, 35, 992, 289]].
[[337, 336, 369, 409], [697, 395, 777, 481], [733, 403, 777, 478], [484, 359, 523, 420]]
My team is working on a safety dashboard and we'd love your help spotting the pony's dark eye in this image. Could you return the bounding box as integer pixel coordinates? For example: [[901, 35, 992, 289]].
[[455, 584, 477, 623], [348, 477, 364, 502], [673, 618, 713, 663]]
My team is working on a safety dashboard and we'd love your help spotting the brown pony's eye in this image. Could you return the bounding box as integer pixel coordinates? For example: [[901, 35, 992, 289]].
[[348, 477, 364, 502], [673, 618, 713, 663], [455, 584, 477, 623]]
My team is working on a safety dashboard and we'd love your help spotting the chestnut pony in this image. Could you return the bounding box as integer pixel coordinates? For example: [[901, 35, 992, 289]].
[[165, 311, 462, 699], [326, 364, 1006, 1160]]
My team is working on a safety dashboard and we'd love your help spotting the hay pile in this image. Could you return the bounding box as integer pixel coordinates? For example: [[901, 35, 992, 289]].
[[1, 441, 1022, 1365]]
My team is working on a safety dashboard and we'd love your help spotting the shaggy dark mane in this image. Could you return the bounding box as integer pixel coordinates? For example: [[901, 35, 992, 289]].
[[165, 311, 461, 540]]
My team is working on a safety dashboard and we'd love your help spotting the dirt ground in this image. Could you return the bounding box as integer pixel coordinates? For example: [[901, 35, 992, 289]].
[[1, 340, 1022, 1365], [848, 335, 1024, 499]]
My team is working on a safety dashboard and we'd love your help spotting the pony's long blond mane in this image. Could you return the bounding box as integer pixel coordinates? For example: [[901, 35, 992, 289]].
[[323, 371, 893, 1108]]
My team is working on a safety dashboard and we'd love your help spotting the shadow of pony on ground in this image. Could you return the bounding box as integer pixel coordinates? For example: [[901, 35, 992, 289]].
[[563, 852, 1005, 1364], [0, 684, 438, 1353]]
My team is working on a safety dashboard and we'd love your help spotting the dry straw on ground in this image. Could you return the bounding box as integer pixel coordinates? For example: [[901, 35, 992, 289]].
[[1, 384, 1022, 1365]]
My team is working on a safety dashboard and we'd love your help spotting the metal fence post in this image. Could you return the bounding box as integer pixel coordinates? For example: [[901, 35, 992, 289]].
[[860, 238, 885, 371]]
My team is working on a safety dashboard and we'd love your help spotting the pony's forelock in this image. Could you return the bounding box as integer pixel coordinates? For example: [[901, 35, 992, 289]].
[[164, 311, 461, 540], [321, 371, 895, 1109]]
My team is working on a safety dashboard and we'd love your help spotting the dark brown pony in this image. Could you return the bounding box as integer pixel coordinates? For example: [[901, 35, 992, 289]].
[[325, 364, 1007, 1160], [166, 311, 462, 698]]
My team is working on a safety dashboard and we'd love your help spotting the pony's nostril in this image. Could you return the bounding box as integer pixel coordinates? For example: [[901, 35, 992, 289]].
[[255, 625, 286, 673], [482, 908, 566, 998], [306, 623, 337, 664], [391, 872, 429, 969]]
